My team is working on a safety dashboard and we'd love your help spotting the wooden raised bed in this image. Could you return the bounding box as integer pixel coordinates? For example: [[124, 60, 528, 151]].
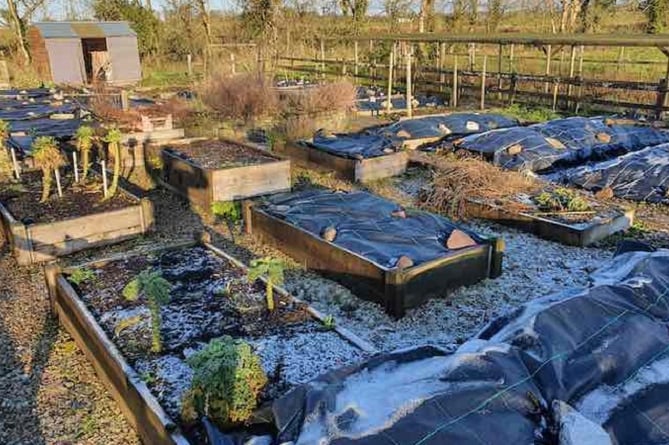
[[158, 139, 291, 210], [44, 242, 374, 445], [245, 203, 504, 317], [119, 128, 186, 169], [276, 141, 408, 182], [464, 199, 635, 246], [0, 187, 154, 265]]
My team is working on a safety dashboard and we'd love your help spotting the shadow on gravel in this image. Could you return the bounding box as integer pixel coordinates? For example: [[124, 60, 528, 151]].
[[0, 235, 57, 445]]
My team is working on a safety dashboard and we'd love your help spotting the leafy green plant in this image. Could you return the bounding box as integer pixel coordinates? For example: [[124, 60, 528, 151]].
[[322, 315, 336, 330], [247, 257, 284, 311], [75, 125, 96, 181], [31, 136, 66, 202], [534, 187, 591, 212], [122, 269, 172, 353], [69, 268, 96, 286], [211, 201, 242, 242], [103, 127, 123, 197], [181, 336, 267, 426], [502, 104, 560, 123]]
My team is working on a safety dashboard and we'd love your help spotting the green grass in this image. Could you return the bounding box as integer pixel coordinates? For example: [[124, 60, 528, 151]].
[[499, 104, 562, 123]]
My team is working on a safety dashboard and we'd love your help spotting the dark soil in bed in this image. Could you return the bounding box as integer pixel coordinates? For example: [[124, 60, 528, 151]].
[[0, 171, 137, 224], [165, 140, 277, 169]]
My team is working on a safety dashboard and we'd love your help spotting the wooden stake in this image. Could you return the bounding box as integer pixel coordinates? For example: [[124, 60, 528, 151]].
[[187, 53, 192, 77], [481, 55, 487, 110], [452, 56, 458, 108], [320, 39, 326, 78], [497, 44, 503, 100], [406, 45, 413, 118], [439, 42, 446, 92], [101, 160, 108, 197], [10, 147, 20, 180], [72, 151, 79, 183], [567, 45, 576, 107], [230, 53, 236, 75], [120, 90, 129, 111], [387, 43, 394, 114], [354, 41, 359, 77], [544, 45, 552, 95], [576, 45, 585, 112], [54, 168, 63, 198]]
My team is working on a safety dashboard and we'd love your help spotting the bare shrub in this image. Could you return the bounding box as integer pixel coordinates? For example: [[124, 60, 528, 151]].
[[282, 80, 357, 116], [416, 152, 539, 219], [199, 73, 279, 122]]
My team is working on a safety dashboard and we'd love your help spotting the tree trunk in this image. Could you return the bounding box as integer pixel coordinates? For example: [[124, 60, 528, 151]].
[[40, 169, 51, 202], [7, 0, 30, 64]]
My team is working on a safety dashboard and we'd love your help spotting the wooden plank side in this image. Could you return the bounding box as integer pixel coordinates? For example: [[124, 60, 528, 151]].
[[211, 160, 291, 201], [162, 153, 212, 209], [355, 151, 409, 182], [121, 128, 185, 145], [279, 142, 357, 180], [250, 208, 387, 301], [54, 277, 189, 445]]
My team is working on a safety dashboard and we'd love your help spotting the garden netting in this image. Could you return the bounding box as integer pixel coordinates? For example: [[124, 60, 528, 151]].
[[267, 248, 669, 445], [260, 189, 487, 268], [550, 144, 669, 204], [307, 113, 518, 159]]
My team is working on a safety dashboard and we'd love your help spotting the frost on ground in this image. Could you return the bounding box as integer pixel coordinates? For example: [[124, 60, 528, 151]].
[[134, 355, 194, 421], [250, 329, 367, 400], [285, 221, 611, 352]]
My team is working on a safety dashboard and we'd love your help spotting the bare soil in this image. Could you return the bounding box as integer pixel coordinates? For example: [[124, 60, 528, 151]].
[[0, 171, 136, 224], [165, 140, 277, 169]]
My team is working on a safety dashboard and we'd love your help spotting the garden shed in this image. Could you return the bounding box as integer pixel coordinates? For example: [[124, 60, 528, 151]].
[[28, 21, 141, 85]]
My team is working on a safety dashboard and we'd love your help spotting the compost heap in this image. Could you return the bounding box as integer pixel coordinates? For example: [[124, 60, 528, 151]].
[[454, 116, 669, 177], [307, 113, 518, 159], [260, 189, 487, 268], [267, 248, 669, 445]]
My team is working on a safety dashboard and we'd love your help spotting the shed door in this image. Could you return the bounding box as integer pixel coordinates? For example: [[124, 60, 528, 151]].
[[45, 38, 86, 84], [106, 36, 141, 84]]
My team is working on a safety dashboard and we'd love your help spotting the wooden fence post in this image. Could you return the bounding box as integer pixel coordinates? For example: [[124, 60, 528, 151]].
[[497, 43, 503, 100], [544, 44, 552, 95], [406, 45, 413, 118], [567, 45, 576, 109], [452, 56, 458, 108], [354, 41, 359, 77], [481, 55, 487, 110], [320, 39, 326, 78], [439, 42, 446, 92], [187, 53, 192, 77], [387, 43, 395, 114]]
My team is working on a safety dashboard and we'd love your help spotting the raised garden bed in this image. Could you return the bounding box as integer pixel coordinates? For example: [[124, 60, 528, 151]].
[[45, 242, 369, 445], [463, 197, 635, 246], [276, 141, 408, 182], [244, 189, 504, 317], [158, 138, 291, 210], [118, 128, 186, 170], [0, 172, 154, 265]]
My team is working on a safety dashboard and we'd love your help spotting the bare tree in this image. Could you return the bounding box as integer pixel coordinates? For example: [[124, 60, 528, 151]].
[[4, 0, 46, 63]]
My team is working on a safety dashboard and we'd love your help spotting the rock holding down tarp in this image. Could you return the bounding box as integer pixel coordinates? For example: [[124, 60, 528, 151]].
[[307, 113, 518, 159], [273, 343, 546, 445], [261, 189, 488, 268]]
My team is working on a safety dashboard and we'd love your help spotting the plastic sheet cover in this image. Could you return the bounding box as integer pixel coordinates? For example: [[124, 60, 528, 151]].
[[271, 249, 669, 445], [454, 126, 568, 172], [554, 144, 669, 203], [260, 189, 486, 268], [272, 343, 546, 445], [480, 250, 669, 444], [531, 117, 669, 161], [308, 113, 518, 159]]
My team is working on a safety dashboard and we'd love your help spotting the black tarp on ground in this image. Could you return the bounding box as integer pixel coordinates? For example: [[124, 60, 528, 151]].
[[454, 126, 567, 172], [480, 250, 669, 444], [531, 117, 669, 161], [307, 113, 518, 159], [553, 144, 669, 203], [260, 189, 487, 268], [272, 343, 546, 445]]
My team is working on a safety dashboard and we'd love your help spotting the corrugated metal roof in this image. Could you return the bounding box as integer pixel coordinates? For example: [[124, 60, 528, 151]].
[[33, 22, 136, 39]]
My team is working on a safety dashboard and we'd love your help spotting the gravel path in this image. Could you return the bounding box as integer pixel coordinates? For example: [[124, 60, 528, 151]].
[[0, 235, 141, 445]]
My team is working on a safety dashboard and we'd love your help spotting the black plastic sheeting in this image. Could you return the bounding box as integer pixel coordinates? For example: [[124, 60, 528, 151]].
[[454, 126, 566, 171], [307, 113, 518, 159], [456, 117, 669, 173], [273, 344, 546, 445], [260, 189, 487, 268], [550, 143, 669, 204], [267, 248, 669, 445]]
